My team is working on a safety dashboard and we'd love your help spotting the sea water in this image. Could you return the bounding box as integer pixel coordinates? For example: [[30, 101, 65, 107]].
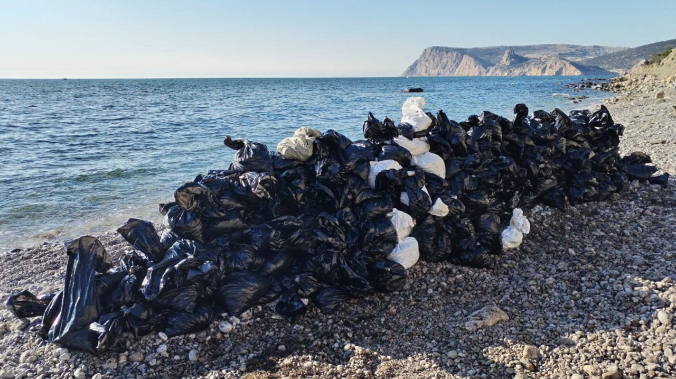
[[0, 76, 613, 250]]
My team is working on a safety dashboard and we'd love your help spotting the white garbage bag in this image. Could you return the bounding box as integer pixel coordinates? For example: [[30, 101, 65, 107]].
[[428, 198, 449, 217], [368, 160, 402, 188], [276, 127, 321, 161], [510, 208, 530, 234], [393, 136, 430, 156], [502, 208, 530, 249], [399, 186, 430, 205], [501, 226, 523, 249], [387, 237, 420, 269], [401, 97, 432, 132], [388, 208, 415, 240], [412, 152, 446, 178]]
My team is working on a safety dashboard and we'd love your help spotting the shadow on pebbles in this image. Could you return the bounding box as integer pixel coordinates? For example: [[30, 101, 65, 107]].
[[0, 181, 675, 379]]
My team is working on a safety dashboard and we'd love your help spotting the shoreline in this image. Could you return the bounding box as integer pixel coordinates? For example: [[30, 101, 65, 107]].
[[1, 83, 674, 378]]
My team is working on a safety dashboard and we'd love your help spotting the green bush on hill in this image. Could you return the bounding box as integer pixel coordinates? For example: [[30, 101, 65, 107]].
[[646, 47, 674, 65]]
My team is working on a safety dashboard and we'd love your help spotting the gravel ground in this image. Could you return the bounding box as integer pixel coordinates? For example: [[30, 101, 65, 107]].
[[1, 86, 675, 379]]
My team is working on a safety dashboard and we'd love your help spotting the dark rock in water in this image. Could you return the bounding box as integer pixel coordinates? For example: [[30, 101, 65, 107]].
[[403, 87, 424, 93]]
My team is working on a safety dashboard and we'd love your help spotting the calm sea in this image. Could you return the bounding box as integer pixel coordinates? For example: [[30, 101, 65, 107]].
[[0, 77, 612, 250]]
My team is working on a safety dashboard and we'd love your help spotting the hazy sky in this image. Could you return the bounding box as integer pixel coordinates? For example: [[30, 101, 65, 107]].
[[1, 0, 675, 78]]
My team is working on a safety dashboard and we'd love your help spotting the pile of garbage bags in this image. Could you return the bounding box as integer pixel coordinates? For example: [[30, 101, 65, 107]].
[[7, 98, 668, 354]]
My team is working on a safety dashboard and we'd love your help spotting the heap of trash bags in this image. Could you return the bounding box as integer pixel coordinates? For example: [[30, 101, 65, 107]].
[[7, 98, 669, 355]]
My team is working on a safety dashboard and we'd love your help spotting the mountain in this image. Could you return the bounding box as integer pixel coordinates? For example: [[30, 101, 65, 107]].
[[487, 49, 613, 76], [581, 39, 676, 73], [402, 48, 490, 76], [403, 46, 617, 77]]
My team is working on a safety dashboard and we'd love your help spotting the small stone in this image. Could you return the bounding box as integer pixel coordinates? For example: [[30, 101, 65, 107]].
[[129, 351, 144, 363], [59, 353, 72, 361], [657, 310, 672, 325], [156, 344, 168, 355], [158, 332, 168, 341], [447, 350, 458, 359], [506, 367, 515, 374], [218, 321, 233, 334], [571, 375, 584, 379], [522, 345, 539, 359], [73, 367, 86, 379], [583, 364, 601, 376], [0, 369, 15, 379], [278, 345, 286, 352], [520, 357, 535, 371], [655, 90, 665, 99], [19, 350, 36, 364], [601, 364, 621, 379], [92, 374, 104, 379], [464, 304, 509, 331], [188, 349, 198, 361]]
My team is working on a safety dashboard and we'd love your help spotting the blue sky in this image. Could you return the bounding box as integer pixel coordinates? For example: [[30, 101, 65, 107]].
[[0, 0, 674, 78]]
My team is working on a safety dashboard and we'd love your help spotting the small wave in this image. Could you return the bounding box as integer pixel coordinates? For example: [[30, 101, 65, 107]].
[[70, 167, 154, 183], [551, 93, 570, 97], [96, 116, 134, 122]]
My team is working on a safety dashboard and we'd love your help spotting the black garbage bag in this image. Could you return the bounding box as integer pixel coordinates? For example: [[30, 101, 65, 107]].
[[624, 164, 658, 180], [318, 129, 352, 152], [359, 216, 398, 259], [96, 271, 127, 300], [5, 290, 55, 318], [160, 230, 180, 251], [214, 271, 273, 316], [117, 219, 165, 262], [648, 173, 670, 187], [259, 250, 295, 277], [280, 272, 322, 297], [314, 287, 350, 314], [109, 275, 141, 308], [39, 291, 63, 338], [163, 303, 214, 337], [378, 144, 412, 167], [153, 282, 201, 313], [342, 140, 375, 170], [621, 151, 652, 166], [368, 260, 406, 292], [47, 236, 112, 353], [224, 136, 273, 172], [396, 123, 415, 139], [411, 215, 453, 262], [327, 264, 371, 297], [165, 205, 204, 243], [358, 194, 394, 220], [363, 113, 398, 142], [275, 290, 307, 322], [93, 301, 166, 348], [140, 255, 185, 301]]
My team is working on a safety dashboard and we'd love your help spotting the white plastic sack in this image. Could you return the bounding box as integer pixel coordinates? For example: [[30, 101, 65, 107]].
[[393, 136, 430, 156], [387, 237, 420, 269], [401, 97, 432, 132], [277, 127, 321, 161], [399, 186, 430, 205], [501, 226, 523, 249], [510, 208, 530, 234], [502, 208, 530, 249], [428, 198, 449, 217], [388, 208, 415, 240], [368, 160, 402, 188], [412, 152, 446, 178]]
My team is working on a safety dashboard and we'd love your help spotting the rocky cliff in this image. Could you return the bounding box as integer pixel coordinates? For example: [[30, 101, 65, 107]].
[[487, 50, 612, 76], [403, 48, 489, 76], [403, 47, 613, 77]]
